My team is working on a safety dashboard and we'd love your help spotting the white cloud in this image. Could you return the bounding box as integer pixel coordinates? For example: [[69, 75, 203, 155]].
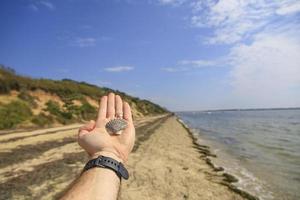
[[156, 0, 300, 109], [190, 0, 300, 44], [104, 66, 134, 72], [229, 28, 300, 107], [29, 1, 55, 11], [72, 37, 97, 47], [161, 67, 188, 72], [179, 59, 218, 67], [40, 1, 55, 10], [189, 0, 300, 107], [157, 0, 186, 6], [162, 59, 220, 72], [276, 1, 300, 15]]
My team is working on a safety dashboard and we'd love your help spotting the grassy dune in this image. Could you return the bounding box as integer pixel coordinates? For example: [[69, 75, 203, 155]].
[[0, 65, 167, 130]]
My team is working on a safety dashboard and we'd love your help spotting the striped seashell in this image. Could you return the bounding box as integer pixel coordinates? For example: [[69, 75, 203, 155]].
[[105, 118, 128, 134]]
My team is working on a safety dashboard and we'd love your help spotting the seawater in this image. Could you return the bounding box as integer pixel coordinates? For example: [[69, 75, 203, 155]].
[[177, 109, 300, 200]]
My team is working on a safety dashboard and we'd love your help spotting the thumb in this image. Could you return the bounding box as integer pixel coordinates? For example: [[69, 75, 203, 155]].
[[78, 120, 96, 137]]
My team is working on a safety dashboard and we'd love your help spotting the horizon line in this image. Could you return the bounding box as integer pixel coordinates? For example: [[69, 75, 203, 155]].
[[176, 107, 300, 113]]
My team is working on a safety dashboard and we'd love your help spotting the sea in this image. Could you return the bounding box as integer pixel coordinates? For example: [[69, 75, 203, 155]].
[[177, 109, 300, 200]]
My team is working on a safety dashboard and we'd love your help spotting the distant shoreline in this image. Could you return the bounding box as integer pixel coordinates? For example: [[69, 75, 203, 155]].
[[177, 107, 300, 113]]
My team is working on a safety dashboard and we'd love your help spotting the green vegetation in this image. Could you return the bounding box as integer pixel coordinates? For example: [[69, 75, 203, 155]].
[[45, 100, 73, 124], [0, 101, 32, 129], [31, 113, 54, 127], [18, 90, 38, 108], [0, 65, 168, 130], [0, 65, 108, 101], [44, 100, 97, 123], [136, 99, 166, 115], [79, 102, 97, 120]]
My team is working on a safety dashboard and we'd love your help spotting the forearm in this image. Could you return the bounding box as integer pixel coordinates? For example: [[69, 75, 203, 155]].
[[60, 167, 120, 200], [61, 93, 134, 200]]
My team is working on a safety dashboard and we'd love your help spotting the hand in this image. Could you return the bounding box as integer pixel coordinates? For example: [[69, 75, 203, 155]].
[[77, 93, 135, 163]]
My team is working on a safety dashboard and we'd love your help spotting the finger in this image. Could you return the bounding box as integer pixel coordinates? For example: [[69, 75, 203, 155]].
[[97, 96, 107, 123], [122, 102, 135, 148], [78, 120, 96, 137], [107, 92, 115, 118], [115, 95, 123, 118], [81, 120, 96, 131], [123, 101, 133, 123]]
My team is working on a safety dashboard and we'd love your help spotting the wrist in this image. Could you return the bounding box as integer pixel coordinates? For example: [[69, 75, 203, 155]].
[[87, 167, 121, 181], [83, 154, 130, 180], [90, 151, 124, 163]]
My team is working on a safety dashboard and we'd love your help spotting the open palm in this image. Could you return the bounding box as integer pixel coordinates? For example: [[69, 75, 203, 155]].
[[78, 93, 135, 163]]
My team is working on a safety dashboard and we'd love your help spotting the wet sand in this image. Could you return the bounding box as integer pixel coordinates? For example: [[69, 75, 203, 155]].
[[0, 115, 257, 200]]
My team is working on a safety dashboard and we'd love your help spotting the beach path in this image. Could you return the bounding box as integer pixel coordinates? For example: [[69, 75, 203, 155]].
[[0, 115, 168, 199], [120, 116, 245, 200], [0, 115, 246, 200]]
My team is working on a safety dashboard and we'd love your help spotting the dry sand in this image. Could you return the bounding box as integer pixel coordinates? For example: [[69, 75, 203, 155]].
[[0, 115, 256, 200], [119, 116, 250, 200]]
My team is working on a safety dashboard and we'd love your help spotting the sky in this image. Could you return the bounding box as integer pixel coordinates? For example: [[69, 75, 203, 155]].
[[0, 0, 300, 111]]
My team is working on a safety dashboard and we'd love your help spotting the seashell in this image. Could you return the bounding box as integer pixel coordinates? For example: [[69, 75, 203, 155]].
[[105, 119, 128, 134]]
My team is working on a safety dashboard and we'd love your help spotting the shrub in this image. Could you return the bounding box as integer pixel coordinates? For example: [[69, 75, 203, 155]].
[[18, 91, 37, 108], [63, 101, 81, 116], [0, 100, 32, 129], [62, 101, 96, 120], [31, 113, 54, 127], [80, 102, 97, 120], [45, 100, 73, 124], [45, 100, 61, 116]]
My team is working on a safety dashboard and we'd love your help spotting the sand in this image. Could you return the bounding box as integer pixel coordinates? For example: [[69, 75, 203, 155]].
[[0, 115, 256, 200], [119, 116, 248, 200]]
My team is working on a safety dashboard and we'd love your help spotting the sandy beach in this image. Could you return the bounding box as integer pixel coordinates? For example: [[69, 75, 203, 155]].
[[120, 115, 256, 200], [0, 114, 257, 200]]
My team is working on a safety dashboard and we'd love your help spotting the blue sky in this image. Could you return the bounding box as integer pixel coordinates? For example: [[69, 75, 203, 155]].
[[0, 0, 300, 111]]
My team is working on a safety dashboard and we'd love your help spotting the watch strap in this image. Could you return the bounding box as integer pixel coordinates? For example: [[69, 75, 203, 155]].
[[83, 155, 129, 180]]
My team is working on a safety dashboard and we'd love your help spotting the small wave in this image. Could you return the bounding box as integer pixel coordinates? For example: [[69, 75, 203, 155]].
[[277, 138, 291, 142], [225, 162, 274, 200], [221, 136, 239, 145], [254, 143, 289, 152], [177, 110, 300, 200]]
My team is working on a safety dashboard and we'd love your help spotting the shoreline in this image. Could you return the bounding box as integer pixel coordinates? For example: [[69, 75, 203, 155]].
[[176, 117, 260, 200], [120, 115, 258, 199], [0, 114, 262, 199]]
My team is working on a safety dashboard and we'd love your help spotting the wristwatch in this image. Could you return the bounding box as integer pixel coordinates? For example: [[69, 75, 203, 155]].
[[83, 155, 129, 180]]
